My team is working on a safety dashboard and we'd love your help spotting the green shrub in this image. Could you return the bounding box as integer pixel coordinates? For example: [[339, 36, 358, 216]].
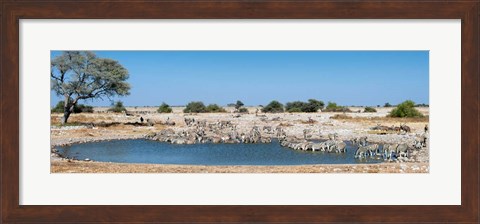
[[108, 101, 126, 113], [287, 107, 303, 113], [325, 102, 339, 111], [285, 99, 324, 113], [323, 102, 351, 112], [363, 106, 377, 113], [304, 99, 324, 112], [51, 101, 65, 113], [51, 101, 93, 113], [388, 100, 424, 117], [205, 104, 226, 113], [384, 102, 392, 107], [285, 101, 306, 113], [75, 104, 94, 113], [238, 108, 249, 113], [157, 102, 172, 113], [183, 101, 206, 113], [261, 100, 284, 113]]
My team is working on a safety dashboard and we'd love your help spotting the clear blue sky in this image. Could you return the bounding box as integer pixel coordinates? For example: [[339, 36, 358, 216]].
[[51, 51, 429, 107]]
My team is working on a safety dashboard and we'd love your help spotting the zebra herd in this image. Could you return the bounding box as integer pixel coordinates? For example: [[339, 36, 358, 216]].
[[279, 138, 347, 153], [283, 134, 426, 161], [354, 142, 410, 160], [348, 136, 420, 160]]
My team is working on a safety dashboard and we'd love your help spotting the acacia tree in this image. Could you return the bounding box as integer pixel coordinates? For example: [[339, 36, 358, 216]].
[[51, 51, 130, 124], [235, 100, 244, 110]]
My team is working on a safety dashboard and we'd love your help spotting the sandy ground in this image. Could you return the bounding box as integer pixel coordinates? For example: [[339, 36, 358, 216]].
[[51, 160, 429, 173], [51, 106, 429, 173]]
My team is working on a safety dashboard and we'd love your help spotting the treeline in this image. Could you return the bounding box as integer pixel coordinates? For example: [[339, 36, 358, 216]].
[[165, 99, 425, 118], [384, 102, 429, 108], [52, 99, 426, 118]]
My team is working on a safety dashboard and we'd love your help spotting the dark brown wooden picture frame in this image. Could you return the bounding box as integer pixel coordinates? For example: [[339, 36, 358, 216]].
[[1, 0, 478, 223]]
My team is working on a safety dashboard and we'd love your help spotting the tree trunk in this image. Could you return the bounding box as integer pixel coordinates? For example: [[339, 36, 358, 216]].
[[61, 110, 71, 125], [61, 95, 76, 125]]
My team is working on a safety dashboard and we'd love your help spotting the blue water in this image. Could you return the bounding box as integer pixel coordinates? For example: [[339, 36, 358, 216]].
[[56, 139, 382, 165]]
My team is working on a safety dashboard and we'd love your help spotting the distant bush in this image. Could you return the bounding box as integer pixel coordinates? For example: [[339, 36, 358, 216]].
[[415, 103, 429, 107], [51, 101, 66, 113], [75, 104, 94, 113], [287, 107, 303, 113], [285, 99, 324, 113], [108, 101, 126, 113], [238, 107, 249, 113], [323, 102, 351, 112], [304, 99, 324, 112], [51, 101, 93, 113], [384, 102, 392, 107], [183, 101, 206, 113], [157, 102, 172, 113], [205, 104, 227, 113], [234, 100, 244, 110], [285, 101, 306, 113], [363, 106, 377, 113], [261, 100, 284, 113], [231, 100, 249, 113], [388, 100, 424, 117]]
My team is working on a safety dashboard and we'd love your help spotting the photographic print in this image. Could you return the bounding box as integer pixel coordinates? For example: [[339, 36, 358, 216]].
[[50, 50, 429, 173], [4, 1, 476, 222]]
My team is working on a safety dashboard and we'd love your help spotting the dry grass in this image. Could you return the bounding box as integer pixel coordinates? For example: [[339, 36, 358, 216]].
[[330, 114, 352, 119], [51, 122, 167, 140], [299, 120, 317, 124], [278, 122, 294, 127], [331, 114, 429, 123], [51, 113, 118, 126]]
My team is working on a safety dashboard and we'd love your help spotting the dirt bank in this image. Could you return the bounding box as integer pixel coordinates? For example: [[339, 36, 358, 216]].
[[51, 160, 429, 173]]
